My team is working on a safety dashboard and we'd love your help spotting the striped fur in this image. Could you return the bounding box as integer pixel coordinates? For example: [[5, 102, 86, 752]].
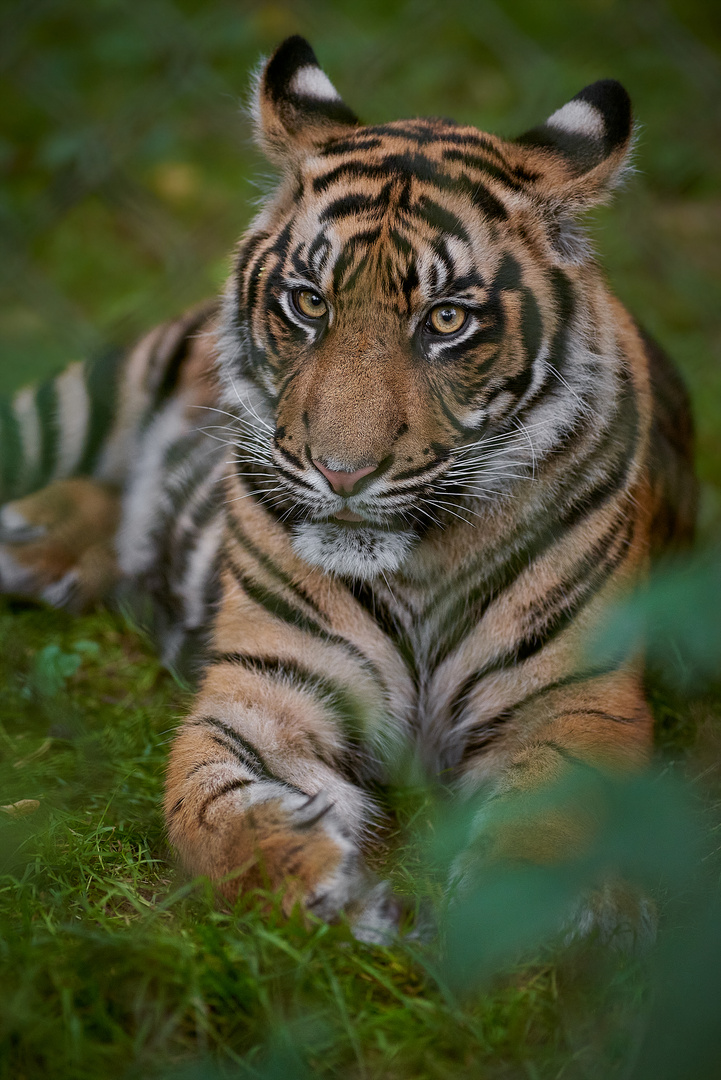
[[0, 38, 695, 943]]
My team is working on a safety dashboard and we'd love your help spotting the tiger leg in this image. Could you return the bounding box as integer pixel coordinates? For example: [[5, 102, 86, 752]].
[[0, 478, 121, 610], [455, 669, 656, 950], [166, 693, 400, 943]]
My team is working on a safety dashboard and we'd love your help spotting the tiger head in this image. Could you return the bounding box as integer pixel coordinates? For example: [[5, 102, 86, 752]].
[[217, 36, 634, 580]]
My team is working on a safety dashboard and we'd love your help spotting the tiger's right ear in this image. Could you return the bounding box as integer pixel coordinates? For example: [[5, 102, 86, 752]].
[[251, 36, 360, 164]]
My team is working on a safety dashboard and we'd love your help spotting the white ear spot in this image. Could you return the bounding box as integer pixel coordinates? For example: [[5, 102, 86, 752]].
[[289, 65, 341, 102], [546, 99, 605, 139]]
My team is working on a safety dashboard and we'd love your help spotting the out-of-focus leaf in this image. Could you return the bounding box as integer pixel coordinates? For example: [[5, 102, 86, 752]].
[[590, 549, 721, 689], [420, 769, 699, 990]]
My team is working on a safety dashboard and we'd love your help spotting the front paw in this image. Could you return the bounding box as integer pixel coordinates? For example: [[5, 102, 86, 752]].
[[563, 879, 657, 953], [0, 480, 120, 609], [192, 784, 401, 939], [278, 791, 402, 943]]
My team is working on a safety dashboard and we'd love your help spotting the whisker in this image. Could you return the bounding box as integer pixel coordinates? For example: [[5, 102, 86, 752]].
[[225, 467, 277, 477], [195, 406, 274, 446], [513, 418, 537, 479], [225, 486, 287, 505], [424, 498, 480, 526], [379, 569, 398, 605], [228, 377, 274, 432]]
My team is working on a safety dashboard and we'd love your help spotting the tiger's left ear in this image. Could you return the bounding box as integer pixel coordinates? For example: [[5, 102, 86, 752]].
[[516, 80, 634, 209], [251, 36, 360, 164]]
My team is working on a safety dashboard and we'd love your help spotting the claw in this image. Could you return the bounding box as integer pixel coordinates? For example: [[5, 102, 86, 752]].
[[0, 505, 46, 543], [349, 880, 403, 946], [293, 790, 335, 830]]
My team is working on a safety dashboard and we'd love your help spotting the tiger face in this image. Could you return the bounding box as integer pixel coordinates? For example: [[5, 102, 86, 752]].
[[217, 37, 633, 579]]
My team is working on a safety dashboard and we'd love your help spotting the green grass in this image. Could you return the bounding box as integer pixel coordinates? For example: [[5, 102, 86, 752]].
[[0, 601, 571, 1079], [1, 598, 720, 1079], [1, 0, 721, 1076]]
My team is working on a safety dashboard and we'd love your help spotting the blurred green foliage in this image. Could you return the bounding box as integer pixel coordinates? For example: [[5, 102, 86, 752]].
[[594, 548, 721, 691], [1, 2, 721, 1078]]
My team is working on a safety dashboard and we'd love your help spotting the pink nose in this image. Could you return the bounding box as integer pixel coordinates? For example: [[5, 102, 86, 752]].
[[313, 460, 377, 495]]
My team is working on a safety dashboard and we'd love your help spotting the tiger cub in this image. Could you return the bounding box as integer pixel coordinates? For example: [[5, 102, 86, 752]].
[[0, 37, 695, 943]]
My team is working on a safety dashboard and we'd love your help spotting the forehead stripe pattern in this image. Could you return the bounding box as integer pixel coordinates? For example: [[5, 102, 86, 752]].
[[309, 155, 510, 222]]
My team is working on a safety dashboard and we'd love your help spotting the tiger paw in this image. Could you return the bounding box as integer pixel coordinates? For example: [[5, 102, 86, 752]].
[[0, 479, 120, 611], [562, 879, 657, 954], [178, 784, 402, 941]]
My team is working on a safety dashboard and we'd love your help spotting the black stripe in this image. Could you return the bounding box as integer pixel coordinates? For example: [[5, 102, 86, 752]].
[[308, 234, 333, 276], [351, 124, 515, 166], [459, 715, 511, 759], [330, 229, 383, 292], [207, 732, 254, 767], [170, 486, 223, 584], [319, 135, 384, 156], [512, 266, 576, 424], [0, 397, 22, 500], [459, 667, 625, 765], [273, 439, 306, 472], [389, 228, 412, 257], [424, 360, 639, 637], [78, 347, 122, 475], [349, 579, 418, 684], [225, 512, 325, 618], [312, 155, 509, 222], [415, 195, 470, 242], [553, 708, 639, 725], [185, 759, 218, 779], [532, 740, 602, 775], [320, 185, 393, 223], [196, 715, 301, 790], [434, 388, 480, 437], [225, 554, 323, 634], [268, 460, 317, 492], [223, 551, 386, 689], [198, 778, 253, 826], [237, 232, 272, 311], [515, 518, 634, 665], [155, 306, 216, 404], [391, 460, 444, 484], [447, 519, 633, 726], [476, 667, 623, 728], [35, 377, 60, 488], [442, 148, 528, 193], [208, 651, 369, 743], [493, 252, 523, 292]]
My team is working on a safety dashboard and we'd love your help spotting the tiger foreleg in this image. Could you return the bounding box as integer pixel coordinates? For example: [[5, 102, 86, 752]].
[[0, 478, 121, 610], [166, 711, 401, 943], [453, 671, 656, 951]]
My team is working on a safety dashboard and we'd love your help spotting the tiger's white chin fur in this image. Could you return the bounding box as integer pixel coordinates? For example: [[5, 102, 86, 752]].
[[291, 522, 417, 580]]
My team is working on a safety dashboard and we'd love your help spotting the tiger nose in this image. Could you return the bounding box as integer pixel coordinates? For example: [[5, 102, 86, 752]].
[[312, 460, 377, 495]]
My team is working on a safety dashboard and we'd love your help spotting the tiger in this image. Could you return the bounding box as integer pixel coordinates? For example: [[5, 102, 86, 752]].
[[0, 36, 696, 944]]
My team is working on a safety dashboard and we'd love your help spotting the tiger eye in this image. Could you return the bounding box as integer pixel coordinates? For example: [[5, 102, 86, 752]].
[[294, 289, 328, 319], [428, 304, 466, 334]]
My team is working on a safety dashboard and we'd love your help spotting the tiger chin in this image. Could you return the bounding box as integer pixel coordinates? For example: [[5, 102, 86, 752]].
[[0, 36, 696, 951], [291, 520, 417, 580]]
